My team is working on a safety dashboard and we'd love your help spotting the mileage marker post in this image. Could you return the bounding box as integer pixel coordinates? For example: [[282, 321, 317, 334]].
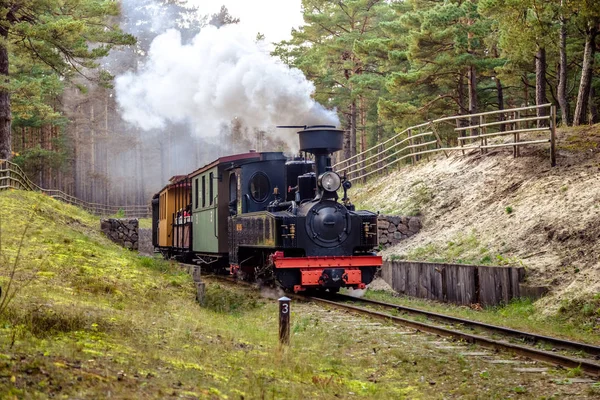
[[278, 297, 291, 346]]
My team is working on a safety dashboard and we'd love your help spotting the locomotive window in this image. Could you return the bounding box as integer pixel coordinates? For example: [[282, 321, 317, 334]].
[[249, 172, 270, 203], [229, 173, 237, 203], [209, 172, 214, 206], [202, 175, 206, 208]]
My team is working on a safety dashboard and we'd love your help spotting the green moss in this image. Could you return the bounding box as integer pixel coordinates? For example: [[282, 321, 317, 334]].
[[390, 231, 524, 267], [202, 284, 264, 314]]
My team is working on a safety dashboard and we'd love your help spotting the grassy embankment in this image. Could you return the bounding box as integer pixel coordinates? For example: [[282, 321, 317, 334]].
[[349, 125, 600, 346], [366, 233, 600, 345], [6, 190, 583, 399]]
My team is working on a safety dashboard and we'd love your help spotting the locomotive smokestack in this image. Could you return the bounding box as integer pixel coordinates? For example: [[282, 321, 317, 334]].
[[296, 125, 344, 177]]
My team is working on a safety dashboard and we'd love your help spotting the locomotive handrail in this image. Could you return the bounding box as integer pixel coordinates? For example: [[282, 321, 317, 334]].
[[334, 104, 556, 181], [0, 159, 150, 218]]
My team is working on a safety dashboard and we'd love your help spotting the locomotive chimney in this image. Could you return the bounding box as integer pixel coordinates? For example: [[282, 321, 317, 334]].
[[296, 125, 344, 177]]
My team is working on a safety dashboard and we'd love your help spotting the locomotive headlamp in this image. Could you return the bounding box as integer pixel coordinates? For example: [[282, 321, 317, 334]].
[[318, 172, 341, 192]]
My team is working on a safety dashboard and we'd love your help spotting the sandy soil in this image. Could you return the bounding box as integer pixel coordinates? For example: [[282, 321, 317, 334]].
[[353, 125, 600, 312]]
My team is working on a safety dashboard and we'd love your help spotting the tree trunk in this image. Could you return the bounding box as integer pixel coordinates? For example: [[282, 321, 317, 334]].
[[376, 115, 383, 170], [0, 27, 11, 160], [359, 97, 366, 181], [160, 139, 166, 185], [457, 73, 466, 116], [468, 64, 478, 130], [523, 74, 530, 106], [496, 76, 505, 131], [535, 46, 549, 126], [457, 73, 467, 135], [573, 19, 598, 126], [558, 1, 570, 125], [350, 100, 357, 159], [138, 133, 145, 204], [90, 104, 96, 203]]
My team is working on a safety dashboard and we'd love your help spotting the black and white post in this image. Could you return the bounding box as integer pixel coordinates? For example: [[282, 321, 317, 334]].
[[278, 296, 291, 346]]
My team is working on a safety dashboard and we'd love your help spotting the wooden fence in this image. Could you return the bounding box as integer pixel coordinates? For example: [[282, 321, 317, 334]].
[[0, 159, 149, 218], [334, 104, 556, 181], [381, 260, 525, 306]]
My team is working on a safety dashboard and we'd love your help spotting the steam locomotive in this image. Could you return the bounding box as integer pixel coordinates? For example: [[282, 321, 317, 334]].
[[151, 126, 381, 292]]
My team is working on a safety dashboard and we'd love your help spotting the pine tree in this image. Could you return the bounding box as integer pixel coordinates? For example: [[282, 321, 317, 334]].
[[274, 0, 393, 161], [571, 0, 600, 125], [0, 0, 135, 160], [380, 0, 499, 128]]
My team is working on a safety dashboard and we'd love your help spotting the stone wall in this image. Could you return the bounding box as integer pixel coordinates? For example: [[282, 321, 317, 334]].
[[100, 218, 139, 250], [377, 215, 422, 248]]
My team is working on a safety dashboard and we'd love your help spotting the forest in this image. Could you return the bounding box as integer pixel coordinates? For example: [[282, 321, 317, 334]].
[[1, 0, 598, 206]]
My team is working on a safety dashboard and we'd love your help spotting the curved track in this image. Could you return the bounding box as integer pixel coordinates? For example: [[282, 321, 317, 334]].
[[200, 273, 600, 377], [307, 294, 600, 376]]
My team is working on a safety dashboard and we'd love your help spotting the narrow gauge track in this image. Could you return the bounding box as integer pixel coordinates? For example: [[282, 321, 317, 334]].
[[199, 273, 600, 376], [307, 294, 600, 377]]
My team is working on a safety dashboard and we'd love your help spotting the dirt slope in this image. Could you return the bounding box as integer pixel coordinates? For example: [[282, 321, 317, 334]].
[[353, 124, 600, 312]]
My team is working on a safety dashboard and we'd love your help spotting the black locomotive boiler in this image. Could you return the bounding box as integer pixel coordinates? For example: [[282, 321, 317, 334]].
[[152, 126, 382, 292]]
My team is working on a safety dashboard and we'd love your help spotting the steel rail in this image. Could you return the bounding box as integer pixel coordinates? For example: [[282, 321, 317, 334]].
[[307, 296, 600, 377], [332, 294, 600, 357], [199, 275, 600, 375]]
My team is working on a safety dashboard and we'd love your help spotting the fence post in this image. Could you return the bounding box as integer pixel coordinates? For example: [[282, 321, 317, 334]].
[[408, 128, 415, 164], [431, 122, 448, 158], [459, 117, 466, 156], [194, 266, 205, 306], [550, 105, 556, 167], [278, 296, 291, 346], [479, 114, 485, 154], [513, 111, 521, 158]]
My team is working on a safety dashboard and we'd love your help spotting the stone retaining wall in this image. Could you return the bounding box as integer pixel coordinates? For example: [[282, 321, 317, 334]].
[[100, 218, 139, 250], [377, 215, 422, 248]]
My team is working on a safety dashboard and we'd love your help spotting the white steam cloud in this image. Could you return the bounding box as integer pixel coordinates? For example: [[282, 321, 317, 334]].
[[115, 25, 339, 147]]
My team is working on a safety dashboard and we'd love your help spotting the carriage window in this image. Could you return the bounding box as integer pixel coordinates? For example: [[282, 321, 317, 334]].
[[195, 178, 198, 209], [209, 172, 214, 206], [249, 172, 270, 203], [202, 175, 206, 208]]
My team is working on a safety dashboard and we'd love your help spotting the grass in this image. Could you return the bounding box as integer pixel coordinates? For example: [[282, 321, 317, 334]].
[[352, 179, 433, 216], [138, 218, 152, 229], [390, 231, 524, 267], [0, 191, 593, 398]]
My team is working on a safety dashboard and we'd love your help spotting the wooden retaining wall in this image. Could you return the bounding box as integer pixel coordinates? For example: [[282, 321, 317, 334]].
[[381, 260, 525, 306]]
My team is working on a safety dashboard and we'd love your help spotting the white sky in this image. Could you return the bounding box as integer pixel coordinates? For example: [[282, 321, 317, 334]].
[[188, 0, 304, 43]]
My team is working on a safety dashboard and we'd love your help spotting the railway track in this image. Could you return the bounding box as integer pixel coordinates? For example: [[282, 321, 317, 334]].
[[307, 293, 600, 377], [200, 273, 600, 377]]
